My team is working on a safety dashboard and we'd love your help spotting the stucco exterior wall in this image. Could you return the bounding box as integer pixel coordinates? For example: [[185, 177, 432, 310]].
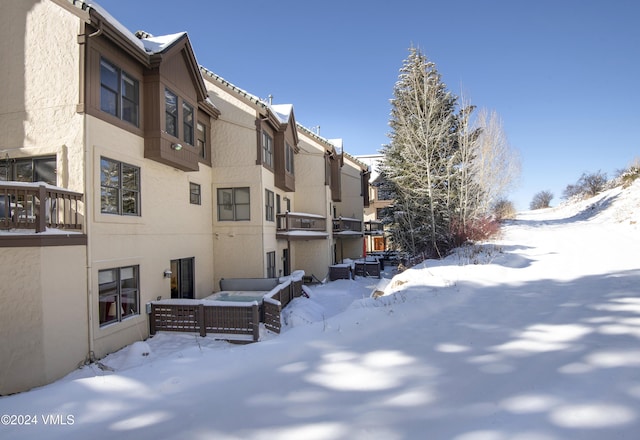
[[205, 77, 287, 285], [86, 116, 215, 358], [0, 245, 88, 395], [0, 0, 84, 191]]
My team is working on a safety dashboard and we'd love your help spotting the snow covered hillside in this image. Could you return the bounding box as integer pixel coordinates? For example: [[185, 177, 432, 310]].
[[1, 181, 639, 440]]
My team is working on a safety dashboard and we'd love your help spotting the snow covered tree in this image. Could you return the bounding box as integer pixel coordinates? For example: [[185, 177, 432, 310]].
[[380, 47, 458, 258]]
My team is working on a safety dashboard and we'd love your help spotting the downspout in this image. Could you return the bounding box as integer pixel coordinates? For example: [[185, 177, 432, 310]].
[[79, 21, 99, 362], [84, 101, 95, 363]]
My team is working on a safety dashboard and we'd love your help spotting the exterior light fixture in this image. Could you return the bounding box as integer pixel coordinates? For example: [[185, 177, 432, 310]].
[[163, 269, 172, 278], [171, 143, 183, 151]]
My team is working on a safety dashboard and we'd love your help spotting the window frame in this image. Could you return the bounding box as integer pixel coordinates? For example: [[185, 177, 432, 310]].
[[217, 187, 250, 221], [265, 189, 274, 222], [0, 155, 57, 185], [190, 182, 201, 205], [100, 157, 141, 216], [266, 251, 276, 278], [262, 131, 273, 168], [196, 121, 207, 159], [98, 265, 140, 327], [165, 88, 179, 138], [285, 142, 295, 175], [183, 101, 194, 146], [100, 57, 139, 127]]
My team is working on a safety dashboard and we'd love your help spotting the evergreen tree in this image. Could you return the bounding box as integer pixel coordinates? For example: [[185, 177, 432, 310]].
[[380, 48, 458, 258]]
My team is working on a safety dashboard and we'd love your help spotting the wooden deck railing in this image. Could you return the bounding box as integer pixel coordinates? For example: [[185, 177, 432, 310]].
[[277, 212, 326, 232], [149, 301, 260, 342], [333, 217, 363, 234], [0, 182, 83, 232], [150, 273, 305, 341]]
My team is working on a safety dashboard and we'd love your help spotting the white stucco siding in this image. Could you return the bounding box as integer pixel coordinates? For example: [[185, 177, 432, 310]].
[[0, 245, 88, 396], [86, 116, 215, 357], [0, 1, 84, 191], [336, 156, 366, 220]]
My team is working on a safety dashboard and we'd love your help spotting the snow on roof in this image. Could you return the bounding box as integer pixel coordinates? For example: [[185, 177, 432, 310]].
[[85, 2, 146, 52], [85, 3, 187, 55], [140, 32, 187, 54], [270, 104, 294, 123], [328, 138, 343, 154]]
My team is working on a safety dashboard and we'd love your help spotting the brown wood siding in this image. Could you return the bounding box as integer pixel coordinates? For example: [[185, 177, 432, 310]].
[[85, 36, 145, 136], [274, 123, 295, 192], [159, 50, 198, 105]]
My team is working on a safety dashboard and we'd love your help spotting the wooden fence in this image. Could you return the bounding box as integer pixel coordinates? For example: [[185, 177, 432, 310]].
[[149, 274, 305, 341], [149, 301, 260, 342]]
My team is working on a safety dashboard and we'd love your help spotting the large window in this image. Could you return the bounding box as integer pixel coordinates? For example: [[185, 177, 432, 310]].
[[266, 251, 276, 278], [165, 89, 178, 137], [217, 187, 250, 221], [265, 189, 274, 221], [262, 131, 273, 168], [183, 102, 194, 145], [100, 58, 139, 126], [99, 265, 139, 327], [0, 156, 56, 185], [100, 157, 140, 216]]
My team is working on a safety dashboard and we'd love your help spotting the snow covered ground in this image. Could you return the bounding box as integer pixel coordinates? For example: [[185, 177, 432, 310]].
[[1, 180, 639, 440]]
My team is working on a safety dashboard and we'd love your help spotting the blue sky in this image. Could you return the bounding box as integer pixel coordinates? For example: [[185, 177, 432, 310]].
[[95, 0, 639, 210]]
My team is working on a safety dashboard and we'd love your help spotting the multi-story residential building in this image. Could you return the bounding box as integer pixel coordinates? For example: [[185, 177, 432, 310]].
[[357, 154, 392, 254], [202, 70, 370, 283], [0, 0, 368, 395]]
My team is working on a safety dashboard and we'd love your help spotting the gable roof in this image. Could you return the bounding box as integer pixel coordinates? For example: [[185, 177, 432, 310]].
[[58, 0, 217, 115]]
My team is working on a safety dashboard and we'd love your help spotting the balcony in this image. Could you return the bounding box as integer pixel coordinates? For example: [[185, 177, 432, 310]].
[[0, 182, 86, 247], [276, 212, 328, 240], [364, 220, 384, 235], [332, 217, 363, 238]]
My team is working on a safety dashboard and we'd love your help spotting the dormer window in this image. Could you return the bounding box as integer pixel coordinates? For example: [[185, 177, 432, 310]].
[[183, 102, 194, 145], [165, 89, 178, 137], [285, 142, 295, 175], [262, 131, 273, 168], [100, 58, 139, 127], [196, 122, 207, 158]]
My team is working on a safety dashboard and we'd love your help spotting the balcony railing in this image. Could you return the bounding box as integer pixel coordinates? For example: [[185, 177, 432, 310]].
[[276, 212, 328, 240], [332, 217, 363, 236], [364, 220, 384, 235], [0, 182, 83, 233]]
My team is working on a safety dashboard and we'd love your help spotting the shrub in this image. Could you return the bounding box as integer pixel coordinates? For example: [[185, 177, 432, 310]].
[[530, 190, 553, 210], [450, 217, 501, 246], [562, 170, 608, 200], [619, 159, 640, 188], [492, 198, 516, 221]]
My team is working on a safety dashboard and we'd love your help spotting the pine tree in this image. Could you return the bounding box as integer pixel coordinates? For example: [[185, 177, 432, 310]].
[[380, 47, 459, 258]]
